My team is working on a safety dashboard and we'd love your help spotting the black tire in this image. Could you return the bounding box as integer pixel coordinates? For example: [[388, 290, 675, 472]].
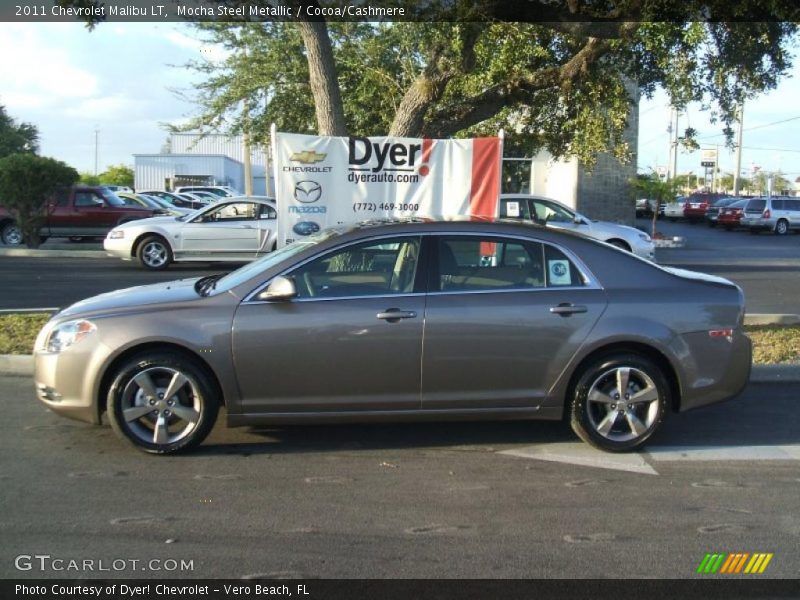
[[724, 225, 733, 231], [1, 222, 23, 246], [775, 219, 789, 236], [669, 217, 677, 222], [136, 235, 173, 270], [107, 352, 219, 454], [707, 221, 716, 228], [749, 228, 759, 235], [569, 353, 669, 452]]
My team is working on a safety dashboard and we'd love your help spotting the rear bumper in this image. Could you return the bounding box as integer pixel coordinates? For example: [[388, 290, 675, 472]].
[[677, 330, 752, 412]]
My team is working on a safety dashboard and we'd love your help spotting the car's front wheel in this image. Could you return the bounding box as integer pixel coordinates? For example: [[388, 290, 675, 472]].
[[606, 239, 631, 252], [107, 353, 219, 454], [569, 354, 669, 452], [1, 222, 23, 246], [137, 235, 173, 270]]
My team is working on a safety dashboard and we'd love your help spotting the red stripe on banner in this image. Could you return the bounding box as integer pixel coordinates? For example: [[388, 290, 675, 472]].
[[421, 138, 433, 164], [469, 137, 501, 218]]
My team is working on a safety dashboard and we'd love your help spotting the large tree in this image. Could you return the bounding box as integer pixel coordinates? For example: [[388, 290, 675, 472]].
[[0, 104, 39, 158], [0, 154, 78, 248], [62, 1, 798, 165]]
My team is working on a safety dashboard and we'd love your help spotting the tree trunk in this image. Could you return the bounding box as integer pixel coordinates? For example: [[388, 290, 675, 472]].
[[389, 73, 452, 138], [295, 20, 347, 136]]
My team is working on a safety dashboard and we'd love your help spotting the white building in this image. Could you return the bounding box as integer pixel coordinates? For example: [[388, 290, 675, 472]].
[[134, 133, 273, 195]]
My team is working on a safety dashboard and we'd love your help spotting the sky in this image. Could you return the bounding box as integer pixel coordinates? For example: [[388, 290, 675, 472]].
[[2, 22, 800, 183]]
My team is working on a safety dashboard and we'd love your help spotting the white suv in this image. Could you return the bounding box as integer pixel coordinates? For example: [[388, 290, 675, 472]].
[[500, 194, 655, 261], [739, 196, 800, 235]]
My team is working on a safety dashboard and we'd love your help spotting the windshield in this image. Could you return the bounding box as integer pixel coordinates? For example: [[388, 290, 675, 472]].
[[98, 189, 125, 207], [213, 229, 343, 293]]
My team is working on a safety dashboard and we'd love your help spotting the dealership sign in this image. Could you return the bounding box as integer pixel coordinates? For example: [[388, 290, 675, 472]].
[[272, 131, 502, 246]]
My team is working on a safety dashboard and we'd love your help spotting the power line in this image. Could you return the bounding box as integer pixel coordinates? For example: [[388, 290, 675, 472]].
[[696, 114, 800, 140]]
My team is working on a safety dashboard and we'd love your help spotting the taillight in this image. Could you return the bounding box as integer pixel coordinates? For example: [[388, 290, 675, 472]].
[[763, 209, 771, 218]]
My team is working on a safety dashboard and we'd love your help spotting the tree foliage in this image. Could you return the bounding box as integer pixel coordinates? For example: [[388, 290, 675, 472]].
[[59, 0, 799, 168], [0, 104, 39, 158], [0, 154, 78, 248], [174, 15, 796, 167], [630, 172, 683, 237], [100, 164, 134, 187]]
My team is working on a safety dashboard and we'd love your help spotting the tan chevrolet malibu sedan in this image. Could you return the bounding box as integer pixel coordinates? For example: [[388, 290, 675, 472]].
[[34, 220, 751, 454]]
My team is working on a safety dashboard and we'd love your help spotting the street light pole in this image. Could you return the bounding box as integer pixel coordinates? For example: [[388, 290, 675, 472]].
[[94, 128, 99, 176], [733, 103, 744, 196]]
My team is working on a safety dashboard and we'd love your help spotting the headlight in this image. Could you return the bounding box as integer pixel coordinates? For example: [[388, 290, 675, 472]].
[[108, 230, 124, 239], [638, 232, 651, 242], [46, 320, 96, 353]]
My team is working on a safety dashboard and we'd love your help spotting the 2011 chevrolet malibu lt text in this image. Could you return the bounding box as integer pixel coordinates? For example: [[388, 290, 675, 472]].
[[33, 220, 752, 454]]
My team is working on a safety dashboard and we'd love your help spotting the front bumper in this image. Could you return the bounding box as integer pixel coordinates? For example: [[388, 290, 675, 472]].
[[103, 236, 134, 260], [33, 334, 111, 425]]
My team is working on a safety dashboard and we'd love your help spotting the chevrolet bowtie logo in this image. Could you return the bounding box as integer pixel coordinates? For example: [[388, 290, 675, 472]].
[[290, 150, 327, 164]]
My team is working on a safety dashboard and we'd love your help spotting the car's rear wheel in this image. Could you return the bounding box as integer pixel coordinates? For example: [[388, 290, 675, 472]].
[[1, 223, 23, 246], [570, 354, 669, 452], [775, 219, 789, 235], [749, 228, 759, 235], [107, 353, 219, 454], [137, 235, 173, 270]]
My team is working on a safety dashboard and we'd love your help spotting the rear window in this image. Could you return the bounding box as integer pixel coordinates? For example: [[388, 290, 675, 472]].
[[745, 199, 766, 212]]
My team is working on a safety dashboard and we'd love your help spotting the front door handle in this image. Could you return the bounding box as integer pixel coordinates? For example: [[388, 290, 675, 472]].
[[238, 224, 255, 229], [376, 308, 417, 323], [550, 303, 588, 316]]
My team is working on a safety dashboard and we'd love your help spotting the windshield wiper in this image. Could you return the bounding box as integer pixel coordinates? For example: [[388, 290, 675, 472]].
[[194, 273, 225, 296]]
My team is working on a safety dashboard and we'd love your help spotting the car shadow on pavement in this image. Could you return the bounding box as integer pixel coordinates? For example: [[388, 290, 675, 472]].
[[193, 382, 800, 456], [197, 419, 577, 457]]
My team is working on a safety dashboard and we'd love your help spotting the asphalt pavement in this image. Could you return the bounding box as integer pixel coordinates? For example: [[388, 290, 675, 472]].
[[2, 224, 798, 312], [2, 375, 799, 579]]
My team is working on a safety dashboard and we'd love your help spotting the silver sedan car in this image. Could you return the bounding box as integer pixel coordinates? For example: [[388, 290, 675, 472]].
[[34, 220, 751, 454]]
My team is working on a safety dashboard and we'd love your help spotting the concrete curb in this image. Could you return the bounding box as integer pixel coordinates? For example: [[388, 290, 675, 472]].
[[744, 314, 800, 326], [0, 248, 107, 258], [2, 353, 799, 382]]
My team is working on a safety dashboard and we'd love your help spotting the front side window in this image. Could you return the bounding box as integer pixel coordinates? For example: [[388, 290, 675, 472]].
[[531, 200, 574, 224], [74, 192, 103, 207], [290, 237, 422, 299], [198, 202, 258, 222]]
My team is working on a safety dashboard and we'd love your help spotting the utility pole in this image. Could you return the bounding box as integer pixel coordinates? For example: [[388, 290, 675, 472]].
[[666, 106, 675, 180], [243, 101, 253, 196], [733, 102, 744, 196], [671, 108, 679, 182], [94, 128, 99, 176]]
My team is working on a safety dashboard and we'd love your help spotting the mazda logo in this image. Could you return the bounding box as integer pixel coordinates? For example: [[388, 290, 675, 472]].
[[294, 180, 322, 204]]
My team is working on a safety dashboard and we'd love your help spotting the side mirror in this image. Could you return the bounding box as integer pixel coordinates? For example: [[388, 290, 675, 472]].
[[257, 276, 297, 301]]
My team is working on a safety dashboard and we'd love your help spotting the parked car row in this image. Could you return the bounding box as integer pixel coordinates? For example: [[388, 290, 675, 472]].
[[656, 194, 800, 236]]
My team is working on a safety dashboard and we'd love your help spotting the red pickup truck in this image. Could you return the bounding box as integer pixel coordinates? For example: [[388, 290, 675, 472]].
[[0, 186, 156, 246]]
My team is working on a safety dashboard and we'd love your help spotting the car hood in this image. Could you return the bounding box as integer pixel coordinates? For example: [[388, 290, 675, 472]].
[[115, 215, 184, 229], [57, 278, 203, 318]]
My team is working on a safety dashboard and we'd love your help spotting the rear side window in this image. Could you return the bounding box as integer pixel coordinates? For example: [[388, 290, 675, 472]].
[[772, 199, 785, 211], [544, 245, 586, 287]]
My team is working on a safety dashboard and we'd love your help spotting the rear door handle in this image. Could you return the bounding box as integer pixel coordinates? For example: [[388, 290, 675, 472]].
[[238, 224, 254, 229], [377, 309, 417, 322], [550, 303, 588, 316]]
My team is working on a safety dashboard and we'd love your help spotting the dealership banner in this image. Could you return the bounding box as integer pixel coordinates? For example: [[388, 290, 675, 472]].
[[272, 130, 502, 246]]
